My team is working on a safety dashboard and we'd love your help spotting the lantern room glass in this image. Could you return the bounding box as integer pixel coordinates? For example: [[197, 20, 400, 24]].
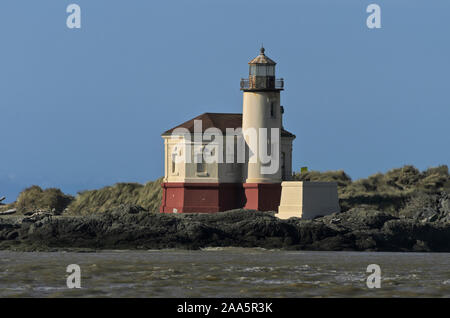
[[249, 64, 275, 77]]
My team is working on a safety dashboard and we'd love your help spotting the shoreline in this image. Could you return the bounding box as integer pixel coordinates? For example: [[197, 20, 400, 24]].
[[1, 248, 449, 254]]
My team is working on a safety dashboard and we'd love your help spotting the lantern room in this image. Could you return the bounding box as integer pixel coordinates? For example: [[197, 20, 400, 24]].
[[240, 47, 283, 91]]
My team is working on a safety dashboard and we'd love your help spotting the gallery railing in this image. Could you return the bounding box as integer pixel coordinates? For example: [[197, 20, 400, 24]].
[[240, 78, 284, 90]]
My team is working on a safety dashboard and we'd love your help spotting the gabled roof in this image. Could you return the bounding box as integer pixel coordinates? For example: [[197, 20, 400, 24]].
[[162, 112, 295, 138]]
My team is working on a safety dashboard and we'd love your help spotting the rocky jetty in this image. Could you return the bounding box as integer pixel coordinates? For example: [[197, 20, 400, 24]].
[[0, 200, 449, 252], [0, 165, 448, 252]]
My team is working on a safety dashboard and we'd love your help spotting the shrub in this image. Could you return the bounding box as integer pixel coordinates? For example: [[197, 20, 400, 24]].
[[293, 170, 352, 188], [16, 186, 74, 214], [292, 165, 449, 214]]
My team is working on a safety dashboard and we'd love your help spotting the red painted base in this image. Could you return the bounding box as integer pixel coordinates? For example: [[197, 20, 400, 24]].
[[243, 183, 282, 212], [160, 182, 281, 213], [160, 182, 244, 213]]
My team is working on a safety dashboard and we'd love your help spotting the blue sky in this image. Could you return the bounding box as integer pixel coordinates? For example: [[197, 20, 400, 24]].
[[0, 0, 449, 202]]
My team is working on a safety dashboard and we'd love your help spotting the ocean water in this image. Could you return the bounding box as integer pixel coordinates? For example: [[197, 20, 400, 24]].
[[0, 248, 448, 297]]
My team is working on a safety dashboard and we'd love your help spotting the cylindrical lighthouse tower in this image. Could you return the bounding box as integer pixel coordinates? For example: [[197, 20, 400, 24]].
[[241, 47, 284, 211]]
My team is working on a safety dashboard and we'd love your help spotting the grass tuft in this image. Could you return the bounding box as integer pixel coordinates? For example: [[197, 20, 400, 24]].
[[66, 178, 163, 215]]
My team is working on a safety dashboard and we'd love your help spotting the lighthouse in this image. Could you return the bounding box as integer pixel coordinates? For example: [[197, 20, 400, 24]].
[[159, 47, 339, 218], [159, 47, 295, 213], [241, 47, 285, 211]]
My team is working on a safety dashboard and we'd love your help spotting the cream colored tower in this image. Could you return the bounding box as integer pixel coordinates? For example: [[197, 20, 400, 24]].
[[241, 47, 283, 183]]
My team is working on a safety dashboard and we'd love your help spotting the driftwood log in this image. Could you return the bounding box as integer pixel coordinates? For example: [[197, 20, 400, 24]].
[[0, 209, 16, 215]]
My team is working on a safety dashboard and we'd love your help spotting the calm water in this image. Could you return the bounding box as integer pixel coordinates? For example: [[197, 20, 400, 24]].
[[0, 248, 449, 297]]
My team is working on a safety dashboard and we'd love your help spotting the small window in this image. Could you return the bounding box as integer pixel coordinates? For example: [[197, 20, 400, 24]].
[[171, 153, 176, 174], [196, 153, 205, 173], [197, 162, 205, 173], [270, 103, 275, 118]]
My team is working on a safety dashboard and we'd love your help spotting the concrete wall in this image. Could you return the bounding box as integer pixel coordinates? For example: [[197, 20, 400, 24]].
[[276, 181, 340, 219]]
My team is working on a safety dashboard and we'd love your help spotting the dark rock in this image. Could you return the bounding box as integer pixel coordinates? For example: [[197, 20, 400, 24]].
[[5, 231, 19, 240], [0, 204, 449, 252], [399, 191, 450, 223]]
